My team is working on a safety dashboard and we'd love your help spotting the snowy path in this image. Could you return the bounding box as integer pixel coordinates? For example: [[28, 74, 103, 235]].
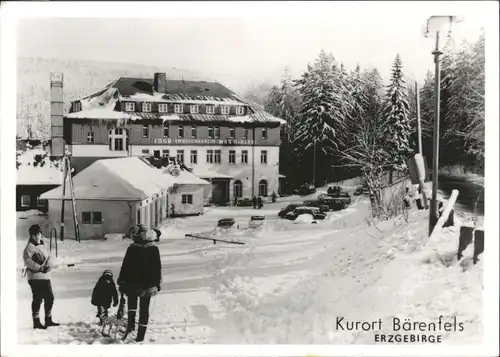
[[16, 197, 482, 344]]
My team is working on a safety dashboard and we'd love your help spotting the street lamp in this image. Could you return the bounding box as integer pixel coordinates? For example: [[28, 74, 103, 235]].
[[424, 15, 464, 236]]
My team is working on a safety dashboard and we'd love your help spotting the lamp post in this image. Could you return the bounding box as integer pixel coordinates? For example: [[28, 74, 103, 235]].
[[424, 15, 463, 235]]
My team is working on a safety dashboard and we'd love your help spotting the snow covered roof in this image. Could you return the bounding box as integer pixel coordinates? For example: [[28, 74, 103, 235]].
[[67, 76, 285, 125], [16, 148, 64, 186], [159, 164, 210, 186], [41, 157, 173, 200]]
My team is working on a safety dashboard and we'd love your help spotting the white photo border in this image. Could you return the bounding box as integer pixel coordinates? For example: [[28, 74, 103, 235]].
[[1, 1, 498, 356]]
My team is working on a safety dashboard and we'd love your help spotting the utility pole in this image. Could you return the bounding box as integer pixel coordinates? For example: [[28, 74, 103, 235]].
[[429, 30, 443, 235], [423, 15, 462, 235], [312, 139, 316, 187], [415, 81, 423, 155]]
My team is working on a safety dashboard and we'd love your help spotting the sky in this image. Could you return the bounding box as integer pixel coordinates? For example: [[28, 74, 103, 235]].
[[15, 2, 490, 92]]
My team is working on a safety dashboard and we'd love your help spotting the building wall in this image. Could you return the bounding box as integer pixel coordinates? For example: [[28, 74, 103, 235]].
[[17, 185, 59, 212], [46, 199, 136, 240], [168, 185, 205, 216], [135, 191, 169, 230], [68, 145, 279, 199], [67, 121, 281, 146]]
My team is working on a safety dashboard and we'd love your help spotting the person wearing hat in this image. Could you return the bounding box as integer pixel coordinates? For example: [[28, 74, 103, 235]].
[[22, 224, 60, 329], [91, 269, 119, 324], [117, 224, 162, 342]]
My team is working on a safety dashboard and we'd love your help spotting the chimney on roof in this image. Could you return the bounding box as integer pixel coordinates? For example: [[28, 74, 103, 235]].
[[154, 72, 166, 93]]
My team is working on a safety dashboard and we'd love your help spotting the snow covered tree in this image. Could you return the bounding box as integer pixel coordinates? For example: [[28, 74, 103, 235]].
[[381, 54, 412, 172], [292, 50, 351, 185]]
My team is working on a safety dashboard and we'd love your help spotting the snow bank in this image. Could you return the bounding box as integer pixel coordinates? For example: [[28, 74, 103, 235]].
[[293, 213, 315, 224]]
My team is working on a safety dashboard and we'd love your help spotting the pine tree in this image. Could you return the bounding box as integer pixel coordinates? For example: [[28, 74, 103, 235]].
[[381, 54, 412, 172], [293, 50, 348, 156]]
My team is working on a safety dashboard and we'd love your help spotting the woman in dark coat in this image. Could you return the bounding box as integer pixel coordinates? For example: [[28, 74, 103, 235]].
[[118, 225, 162, 342]]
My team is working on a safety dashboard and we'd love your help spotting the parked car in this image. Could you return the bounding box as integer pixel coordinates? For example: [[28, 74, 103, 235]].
[[317, 195, 339, 209], [217, 218, 239, 229], [302, 200, 330, 213], [236, 197, 254, 207], [285, 206, 326, 221], [248, 215, 266, 229], [353, 186, 369, 196], [327, 191, 352, 205], [278, 203, 303, 218], [297, 184, 316, 196]]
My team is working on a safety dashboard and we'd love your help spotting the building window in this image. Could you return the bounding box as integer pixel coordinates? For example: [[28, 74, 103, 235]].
[[37, 196, 47, 207], [206, 105, 215, 114], [87, 132, 94, 143], [261, 150, 267, 164], [206, 150, 214, 163], [208, 126, 214, 139], [125, 102, 135, 112], [142, 125, 149, 138], [162, 149, 169, 157], [229, 127, 235, 138], [262, 128, 268, 139], [137, 208, 141, 224], [163, 123, 169, 137], [190, 150, 197, 164], [82, 211, 102, 224], [174, 104, 183, 113], [214, 150, 221, 164], [73, 101, 82, 112], [242, 128, 248, 139], [234, 180, 243, 198], [182, 194, 193, 204], [142, 102, 152, 112], [241, 150, 248, 164], [259, 179, 268, 197], [158, 103, 168, 113], [141, 149, 150, 155], [21, 195, 30, 207], [229, 150, 236, 164], [214, 126, 220, 139], [221, 105, 230, 115], [191, 126, 197, 138], [236, 106, 245, 115], [108, 128, 128, 151], [178, 125, 184, 138], [190, 104, 199, 114], [177, 150, 184, 163]]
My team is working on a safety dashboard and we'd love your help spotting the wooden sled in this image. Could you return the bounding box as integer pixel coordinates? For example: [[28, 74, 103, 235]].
[[185, 233, 245, 245], [100, 316, 128, 341]]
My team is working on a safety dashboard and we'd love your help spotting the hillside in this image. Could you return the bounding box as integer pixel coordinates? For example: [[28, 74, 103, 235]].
[[16, 57, 254, 140]]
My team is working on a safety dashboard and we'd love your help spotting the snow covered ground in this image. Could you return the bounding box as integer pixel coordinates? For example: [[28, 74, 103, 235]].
[[16, 195, 483, 345]]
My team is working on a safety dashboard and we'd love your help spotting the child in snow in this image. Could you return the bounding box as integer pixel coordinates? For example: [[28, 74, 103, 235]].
[[91, 270, 119, 324]]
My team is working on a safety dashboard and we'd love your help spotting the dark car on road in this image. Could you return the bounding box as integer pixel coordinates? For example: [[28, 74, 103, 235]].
[[278, 203, 303, 218], [295, 184, 316, 196], [217, 218, 239, 229], [302, 200, 330, 213], [285, 207, 326, 221], [236, 197, 254, 207], [327, 191, 352, 204]]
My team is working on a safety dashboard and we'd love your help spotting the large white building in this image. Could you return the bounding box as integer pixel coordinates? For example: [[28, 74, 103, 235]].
[[50, 72, 285, 205]]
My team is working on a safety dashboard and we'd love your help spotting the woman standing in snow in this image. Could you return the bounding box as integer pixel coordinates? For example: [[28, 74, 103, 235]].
[[22, 224, 60, 329], [118, 225, 162, 342]]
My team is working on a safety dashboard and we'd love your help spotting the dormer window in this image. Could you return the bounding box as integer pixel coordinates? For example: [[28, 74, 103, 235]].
[[174, 104, 183, 114], [142, 102, 152, 112], [190, 104, 199, 114], [236, 106, 245, 115], [221, 105, 230, 115], [158, 103, 168, 113], [125, 102, 135, 112], [73, 101, 82, 112], [206, 105, 215, 114]]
